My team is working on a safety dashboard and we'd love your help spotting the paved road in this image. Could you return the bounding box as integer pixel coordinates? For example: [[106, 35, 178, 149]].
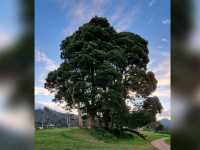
[[151, 138, 170, 150]]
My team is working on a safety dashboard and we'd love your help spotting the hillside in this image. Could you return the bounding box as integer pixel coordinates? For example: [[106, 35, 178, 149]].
[[35, 128, 169, 150], [35, 108, 78, 128]]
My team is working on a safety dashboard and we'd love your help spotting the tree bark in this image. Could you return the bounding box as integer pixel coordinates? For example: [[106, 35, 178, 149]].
[[103, 110, 111, 130], [87, 113, 94, 129], [78, 104, 83, 128], [87, 64, 95, 129]]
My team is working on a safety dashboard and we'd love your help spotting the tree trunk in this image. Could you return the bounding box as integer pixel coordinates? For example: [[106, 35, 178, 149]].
[[103, 110, 111, 130], [88, 113, 94, 129], [77, 105, 83, 128], [105, 121, 109, 130]]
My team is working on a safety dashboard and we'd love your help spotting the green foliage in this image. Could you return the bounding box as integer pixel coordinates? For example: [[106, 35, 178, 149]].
[[89, 128, 117, 142], [165, 137, 171, 144], [127, 111, 155, 129], [45, 16, 162, 129], [144, 121, 165, 132], [143, 96, 163, 116], [141, 130, 170, 142]]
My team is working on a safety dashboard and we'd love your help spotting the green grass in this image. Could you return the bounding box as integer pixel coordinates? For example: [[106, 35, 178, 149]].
[[35, 128, 169, 150], [164, 137, 171, 144], [141, 130, 170, 142]]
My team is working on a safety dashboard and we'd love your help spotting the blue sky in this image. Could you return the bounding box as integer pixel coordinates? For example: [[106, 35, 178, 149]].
[[35, 0, 170, 119]]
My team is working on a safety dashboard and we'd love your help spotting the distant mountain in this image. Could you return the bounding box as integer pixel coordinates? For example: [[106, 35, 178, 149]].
[[35, 102, 45, 110], [35, 107, 78, 128], [159, 119, 171, 128]]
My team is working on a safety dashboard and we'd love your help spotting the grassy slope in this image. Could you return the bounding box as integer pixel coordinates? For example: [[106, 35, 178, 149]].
[[35, 128, 169, 150], [164, 137, 171, 144], [141, 131, 170, 141]]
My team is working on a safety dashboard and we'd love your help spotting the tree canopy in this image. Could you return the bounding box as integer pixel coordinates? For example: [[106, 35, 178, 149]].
[[45, 16, 162, 129]]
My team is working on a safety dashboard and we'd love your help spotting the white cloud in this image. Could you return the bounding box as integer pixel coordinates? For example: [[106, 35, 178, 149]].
[[150, 53, 170, 99], [157, 108, 171, 120], [109, 1, 141, 32], [149, 0, 156, 7], [35, 101, 78, 115], [59, 0, 140, 35], [153, 54, 170, 80], [35, 49, 59, 88], [39, 73, 46, 84], [152, 88, 170, 97], [35, 87, 53, 96], [155, 65, 170, 86], [157, 77, 170, 87], [149, 52, 170, 119], [112, 7, 138, 32], [35, 49, 58, 71], [71, 0, 107, 19], [161, 38, 168, 42], [35, 101, 66, 113], [63, 23, 79, 36], [162, 19, 170, 24], [35, 52, 58, 95], [61, 0, 108, 36]]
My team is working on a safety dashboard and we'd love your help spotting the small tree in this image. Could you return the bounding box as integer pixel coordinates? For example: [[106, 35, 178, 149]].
[[127, 96, 163, 129]]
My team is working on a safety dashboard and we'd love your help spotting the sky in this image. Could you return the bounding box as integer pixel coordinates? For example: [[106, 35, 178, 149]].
[[35, 0, 170, 119]]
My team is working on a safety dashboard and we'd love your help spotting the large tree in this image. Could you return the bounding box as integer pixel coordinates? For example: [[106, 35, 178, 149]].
[[45, 16, 162, 129]]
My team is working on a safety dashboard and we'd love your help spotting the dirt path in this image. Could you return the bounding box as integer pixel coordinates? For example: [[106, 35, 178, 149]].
[[151, 138, 170, 150]]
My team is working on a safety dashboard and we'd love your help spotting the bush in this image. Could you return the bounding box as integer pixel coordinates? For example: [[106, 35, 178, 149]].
[[89, 128, 133, 143], [89, 128, 117, 142]]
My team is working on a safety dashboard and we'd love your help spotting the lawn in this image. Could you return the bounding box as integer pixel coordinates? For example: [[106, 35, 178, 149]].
[[164, 137, 171, 144], [35, 128, 169, 150], [141, 130, 170, 142]]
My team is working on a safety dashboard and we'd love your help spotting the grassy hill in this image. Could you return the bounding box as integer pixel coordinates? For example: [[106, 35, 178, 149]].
[[35, 128, 169, 150], [141, 130, 170, 141]]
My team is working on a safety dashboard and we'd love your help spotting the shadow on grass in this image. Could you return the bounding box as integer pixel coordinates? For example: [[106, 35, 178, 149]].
[[88, 128, 139, 143]]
